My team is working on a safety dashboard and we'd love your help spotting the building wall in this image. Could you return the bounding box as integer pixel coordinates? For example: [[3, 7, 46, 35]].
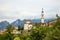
[[28, 24, 33, 30], [41, 18, 44, 23], [24, 24, 29, 30], [45, 19, 57, 27], [24, 24, 33, 30]]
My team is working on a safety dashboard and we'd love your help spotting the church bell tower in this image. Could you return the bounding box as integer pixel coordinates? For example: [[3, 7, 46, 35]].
[[41, 8, 45, 26]]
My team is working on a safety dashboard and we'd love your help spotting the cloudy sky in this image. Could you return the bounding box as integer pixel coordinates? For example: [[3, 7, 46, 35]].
[[0, 0, 60, 23]]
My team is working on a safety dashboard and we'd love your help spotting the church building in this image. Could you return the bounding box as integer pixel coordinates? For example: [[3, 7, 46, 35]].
[[24, 20, 33, 31], [40, 8, 46, 26]]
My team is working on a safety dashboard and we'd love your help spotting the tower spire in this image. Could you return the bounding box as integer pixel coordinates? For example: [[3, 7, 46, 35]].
[[42, 8, 44, 13]]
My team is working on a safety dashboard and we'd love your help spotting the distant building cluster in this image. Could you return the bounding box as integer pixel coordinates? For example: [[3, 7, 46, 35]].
[[0, 29, 6, 34], [0, 8, 58, 34]]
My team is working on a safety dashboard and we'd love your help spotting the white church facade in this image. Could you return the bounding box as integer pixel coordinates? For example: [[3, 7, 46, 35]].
[[24, 20, 33, 30]]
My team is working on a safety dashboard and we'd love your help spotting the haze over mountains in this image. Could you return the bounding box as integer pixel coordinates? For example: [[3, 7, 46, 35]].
[[0, 18, 55, 30]]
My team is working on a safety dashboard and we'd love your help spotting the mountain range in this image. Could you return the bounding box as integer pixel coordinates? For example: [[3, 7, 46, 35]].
[[0, 18, 55, 30], [0, 21, 9, 30]]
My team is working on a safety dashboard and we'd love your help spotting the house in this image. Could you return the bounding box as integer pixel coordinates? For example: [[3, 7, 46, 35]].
[[11, 27, 21, 34], [0, 29, 6, 34], [24, 20, 33, 31]]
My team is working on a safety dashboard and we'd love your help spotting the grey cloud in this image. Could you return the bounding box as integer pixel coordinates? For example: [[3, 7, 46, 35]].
[[0, 0, 60, 22]]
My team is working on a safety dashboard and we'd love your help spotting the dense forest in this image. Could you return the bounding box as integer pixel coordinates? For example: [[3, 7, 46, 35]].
[[0, 16, 60, 40]]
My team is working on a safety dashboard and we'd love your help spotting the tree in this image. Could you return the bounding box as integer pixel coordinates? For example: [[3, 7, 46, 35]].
[[6, 24, 14, 40], [18, 25, 21, 31], [43, 16, 60, 40], [0, 24, 14, 40], [6, 24, 13, 33], [29, 26, 49, 40]]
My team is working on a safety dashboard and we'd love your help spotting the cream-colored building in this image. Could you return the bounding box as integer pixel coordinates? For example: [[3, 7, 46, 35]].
[[11, 27, 21, 34], [24, 20, 33, 30]]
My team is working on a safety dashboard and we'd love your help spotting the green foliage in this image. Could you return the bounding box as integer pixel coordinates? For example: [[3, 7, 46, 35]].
[[5, 24, 14, 40], [34, 23, 41, 28], [43, 17, 60, 40], [0, 35, 5, 40], [6, 24, 13, 33], [0, 17, 60, 40], [18, 25, 21, 31], [18, 25, 23, 31], [14, 37, 20, 40]]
